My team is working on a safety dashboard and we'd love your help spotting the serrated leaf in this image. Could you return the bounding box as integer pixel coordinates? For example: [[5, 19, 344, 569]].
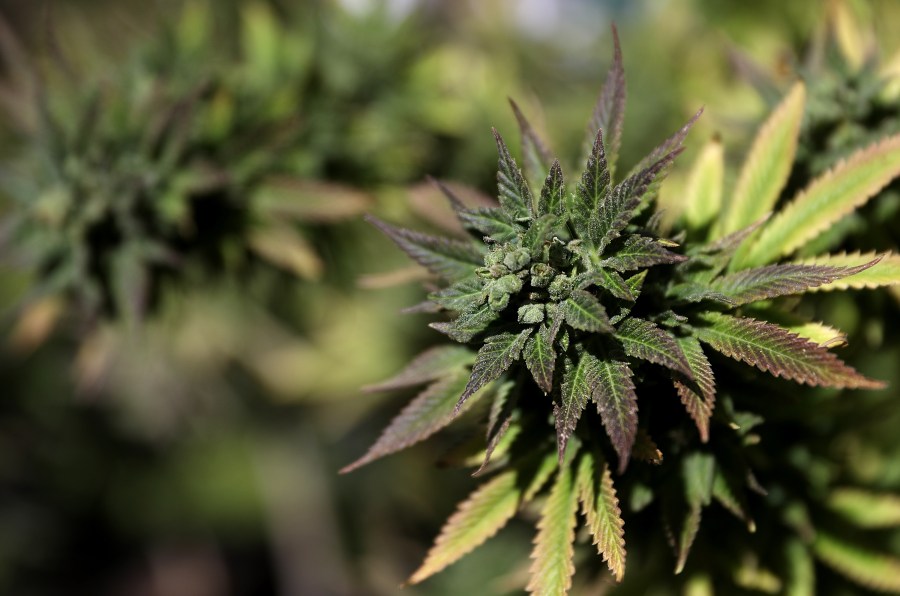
[[629, 108, 703, 178], [494, 128, 534, 220], [694, 312, 884, 389], [683, 137, 724, 229], [666, 283, 737, 307], [828, 488, 900, 528], [576, 268, 634, 301], [524, 214, 564, 259], [795, 251, 900, 291], [430, 277, 486, 312], [712, 470, 755, 531], [526, 465, 578, 596], [524, 452, 560, 504], [341, 370, 471, 473], [367, 215, 483, 281], [408, 470, 521, 584], [593, 355, 638, 473], [576, 452, 626, 581], [428, 175, 468, 212], [364, 346, 475, 392], [738, 134, 900, 267], [717, 82, 805, 237], [616, 318, 692, 377], [564, 290, 613, 333], [813, 533, 900, 592], [555, 352, 600, 461], [601, 235, 687, 272], [457, 207, 520, 243], [711, 261, 875, 306], [524, 324, 557, 394], [538, 160, 565, 217], [673, 337, 716, 442], [456, 329, 532, 412], [571, 128, 612, 243], [584, 24, 626, 177], [510, 98, 554, 192]]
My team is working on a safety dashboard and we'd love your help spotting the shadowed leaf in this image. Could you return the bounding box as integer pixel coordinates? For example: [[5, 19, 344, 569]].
[[695, 312, 884, 389], [456, 329, 532, 412], [576, 268, 634, 301], [409, 470, 521, 584], [367, 215, 483, 281], [576, 452, 626, 581], [594, 355, 638, 473], [673, 337, 715, 443], [526, 465, 579, 596]]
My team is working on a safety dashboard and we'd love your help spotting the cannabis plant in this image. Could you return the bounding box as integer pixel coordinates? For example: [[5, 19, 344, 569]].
[[346, 27, 900, 594]]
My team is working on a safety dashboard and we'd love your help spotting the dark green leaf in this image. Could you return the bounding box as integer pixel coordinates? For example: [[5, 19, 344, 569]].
[[431, 303, 499, 342], [555, 352, 600, 461], [594, 354, 638, 473], [493, 128, 534, 220], [575, 268, 634, 301], [570, 128, 612, 242], [456, 329, 532, 412], [524, 324, 557, 394], [601, 235, 687, 272], [457, 207, 520, 243], [564, 289, 613, 333], [538, 159, 565, 217], [616, 318, 692, 377], [672, 337, 716, 442], [430, 277, 486, 312]]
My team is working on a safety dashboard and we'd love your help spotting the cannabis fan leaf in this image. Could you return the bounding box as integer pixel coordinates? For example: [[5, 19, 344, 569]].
[[345, 23, 898, 593]]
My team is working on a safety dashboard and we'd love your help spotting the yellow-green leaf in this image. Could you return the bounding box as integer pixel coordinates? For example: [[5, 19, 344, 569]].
[[576, 453, 626, 582], [527, 465, 579, 596], [828, 488, 900, 528], [684, 137, 724, 230], [785, 321, 847, 348], [738, 135, 900, 267], [813, 532, 900, 592], [795, 251, 900, 292], [717, 82, 805, 238], [784, 538, 815, 596], [409, 471, 521, 584]]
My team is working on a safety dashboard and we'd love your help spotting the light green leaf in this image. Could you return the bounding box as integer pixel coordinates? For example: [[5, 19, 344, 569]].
[[526, 465, 579, 596], [576, 452, 626, 582], [785, 321, 847, 348], [409, 470, 521, 584], [683, 137, 724, 229], [738, 134, 900, 267], [828, 488, 900, 528], [717, 82, 805, 237], [813, 532, 900, 592], [784, 538, 815, 596], [794, 251, 900, 292]]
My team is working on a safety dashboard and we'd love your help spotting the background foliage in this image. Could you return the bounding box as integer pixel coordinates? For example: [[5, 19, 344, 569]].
[[1, 0, 900, 595]]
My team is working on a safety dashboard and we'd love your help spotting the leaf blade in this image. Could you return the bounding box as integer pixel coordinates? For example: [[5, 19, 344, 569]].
[[616, 318, 692, 377], [672, 336, 716, 443], [494, 128, 535, 220], [526, 465, 579, 596], [576, 452, 626, 581], [594, 356, 638, 473], [456, 329, 532, 412]]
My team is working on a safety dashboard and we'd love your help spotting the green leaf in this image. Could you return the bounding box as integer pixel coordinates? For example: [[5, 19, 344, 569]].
[[584, 23, 626, 177], [717, 82, 805, 237], [711, 261, 876, 306], [738, 134, 900, 267], [813, 533, 900, 592], [593, 355, 638, 473], [456, 329, 532, 412], [408, 470, 521, 584], [784, 538, 815, 596], [672, 337, 716, 443], [712, 470, 755, 531], [431, 303, 499, 343], [538, 159, 565, 217], [828, 488, 900, 528], [457, 207, 520, 243], [555, 352, 600, 461], [785, 321, 847, 348], [526, 465, 579, 596], [564, 290, 613, 333], [478, 382, 518, 474], [341, 370, 471, 473], [694, 312, 884, 389], [683, 137, 724, 229], [794, 251, 900, 292], [493, 128, 534, 220], [367, 215, 483, 281], [601, 235, 687, 272], [363, 346, 475, 392], [430, 277, 486, 312], [576, 452, 626, 582], [524, 324, 557, 395], [616, 318, 692, 377], [510, 98, 554, 192], [683, 452, 715, 508], [669, 501, 702, 575], [524, 214, 564, 259], [576, 268, 634, 301], [570, 128, 613, 243]]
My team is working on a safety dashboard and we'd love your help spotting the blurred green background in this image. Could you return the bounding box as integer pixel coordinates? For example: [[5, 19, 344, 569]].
[[1, 0, 899, 595]]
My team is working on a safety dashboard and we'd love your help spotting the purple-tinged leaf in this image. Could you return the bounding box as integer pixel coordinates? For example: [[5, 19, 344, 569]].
[[594, 355, 638, 473], [427, 175, 467, 212], [476, 382, 518, 476], [672, 337, 716, 443], [430, 303, 498, 343], [695, 312, 885, 389], [363, 346, 475, 393], [538, 159, 565, 217], [367, 215, 483, 282], [576, 452, 626, 581], [576, 268, 634, 301], [711, 260, 878, 306], [601, 235, 687, 272], [584, 23, 626, 177], [430, 277, 486, 313], [665, 283, 737, 307], [457, 207, 520, 243], [493, 128, 535, 220], [629, 108, 703, 178], [509, 98, 554, 192], [555, 352, 600, 461], [793, 251, 900, 292], [340, 370, 471, 473], [524, 323, 557, 395], [408, 470, 521, 584], [615, 318, 692, 378], [564, 289, 614, 333], [571, 128, 613, 242], [456, 329, 532, 413]]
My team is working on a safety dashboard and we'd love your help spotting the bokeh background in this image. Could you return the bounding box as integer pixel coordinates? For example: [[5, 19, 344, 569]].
[[1, 0, 900, 594]]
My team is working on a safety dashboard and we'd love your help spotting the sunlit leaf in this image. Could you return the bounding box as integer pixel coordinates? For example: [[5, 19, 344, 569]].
[[711, 261, 876, 305], [526, 465, 578, 596], [794, 251, 900, 291], [683, 137, 724, 229], [828, 488, 900, 528]]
